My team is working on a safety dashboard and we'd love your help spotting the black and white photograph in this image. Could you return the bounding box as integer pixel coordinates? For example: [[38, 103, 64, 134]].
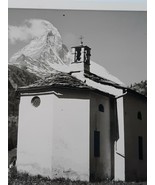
[[8, 1, 147, 184]]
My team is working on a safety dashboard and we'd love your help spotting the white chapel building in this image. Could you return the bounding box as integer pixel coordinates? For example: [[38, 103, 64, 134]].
[[16, 43, 147, 182]]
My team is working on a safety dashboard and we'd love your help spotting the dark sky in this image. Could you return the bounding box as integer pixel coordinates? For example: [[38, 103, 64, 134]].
[[8, 9, 147, 85]]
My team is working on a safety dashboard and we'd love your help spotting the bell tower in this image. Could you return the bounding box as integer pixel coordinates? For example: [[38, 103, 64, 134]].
[[71, 38, 91, 73]]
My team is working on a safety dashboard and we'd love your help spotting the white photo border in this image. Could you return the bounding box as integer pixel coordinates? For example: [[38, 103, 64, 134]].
[[8, 0, 146, 11]]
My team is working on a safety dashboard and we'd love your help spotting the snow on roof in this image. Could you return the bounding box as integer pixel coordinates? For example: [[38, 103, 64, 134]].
[[89, 61, 124, 86], [71, 71, 124, 97], [68, 60, 126, 96], [48, 60, 125, 86]]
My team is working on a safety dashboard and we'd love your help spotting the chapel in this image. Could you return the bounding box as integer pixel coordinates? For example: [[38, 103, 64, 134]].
[[16, 43, 147, 181]]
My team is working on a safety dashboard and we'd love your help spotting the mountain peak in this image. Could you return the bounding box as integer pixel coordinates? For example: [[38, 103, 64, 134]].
[[9, 23, 63, 62], [9, 21, 72, 77]]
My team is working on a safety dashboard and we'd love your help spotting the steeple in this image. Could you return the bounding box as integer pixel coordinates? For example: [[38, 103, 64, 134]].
[[71, 39, 91, 73]]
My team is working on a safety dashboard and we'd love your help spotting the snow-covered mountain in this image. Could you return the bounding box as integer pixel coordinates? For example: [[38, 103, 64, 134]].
[[9, 20, 124, 86], [9, 20, 72, 77]]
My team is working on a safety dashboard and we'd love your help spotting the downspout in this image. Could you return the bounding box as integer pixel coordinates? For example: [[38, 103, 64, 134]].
[[114, 89, 127, 158], [114, 89, 127, 181], [115, 90, 127, 100]]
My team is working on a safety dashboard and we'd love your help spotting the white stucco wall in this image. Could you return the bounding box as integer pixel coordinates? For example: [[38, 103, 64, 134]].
[[17, 90, 90, 181], [17, 94, 54, 177], [51, 94, 90, 181]]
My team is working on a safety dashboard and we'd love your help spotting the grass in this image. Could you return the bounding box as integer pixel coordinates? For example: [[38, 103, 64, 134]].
[[8, 167, 147, 185]]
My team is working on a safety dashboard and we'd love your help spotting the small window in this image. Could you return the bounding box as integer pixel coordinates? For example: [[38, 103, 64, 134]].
[[137, 111, 142, 120], [31, 96, 41, 107], [98, 104, 104, 112], [94, 131, 100, 157], [138, 136, 143, 160]]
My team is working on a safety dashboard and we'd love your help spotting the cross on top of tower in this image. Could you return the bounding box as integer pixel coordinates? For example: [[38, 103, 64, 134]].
[[80, 36, 84, 46]]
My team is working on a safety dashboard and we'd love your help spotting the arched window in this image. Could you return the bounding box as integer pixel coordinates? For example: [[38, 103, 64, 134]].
[[137, 111, 142, 120], [98, 104, 104, 112]]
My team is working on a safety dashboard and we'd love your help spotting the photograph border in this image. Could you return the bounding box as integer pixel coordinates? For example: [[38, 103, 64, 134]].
[[8, 0, 146, 11]]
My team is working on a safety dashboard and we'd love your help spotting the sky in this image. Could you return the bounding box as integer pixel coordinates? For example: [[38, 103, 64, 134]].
[[8, 9, 147, 85]]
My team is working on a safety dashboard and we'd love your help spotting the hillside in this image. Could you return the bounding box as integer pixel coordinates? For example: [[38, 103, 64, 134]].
[[8, 65, 41, 150], [8, 65, 41, 116]]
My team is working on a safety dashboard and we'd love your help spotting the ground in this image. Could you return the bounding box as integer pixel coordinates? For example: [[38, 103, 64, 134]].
[[8, 167, 147, 185]]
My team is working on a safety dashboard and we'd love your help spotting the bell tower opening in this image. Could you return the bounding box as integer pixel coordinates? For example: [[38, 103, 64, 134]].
[[71, 38, 91, 73]]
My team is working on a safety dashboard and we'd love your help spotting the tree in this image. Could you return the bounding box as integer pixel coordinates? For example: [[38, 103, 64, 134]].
[[129, 80, 147, 96]]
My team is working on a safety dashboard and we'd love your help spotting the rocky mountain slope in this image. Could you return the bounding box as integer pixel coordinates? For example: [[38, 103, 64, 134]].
[[9, 20, 72, 77]]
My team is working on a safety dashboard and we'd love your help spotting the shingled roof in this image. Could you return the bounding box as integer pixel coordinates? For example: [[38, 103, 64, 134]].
[[18, 72, 93, 93], [17, 71, 146, 99], [84, 71, 124, 89]]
